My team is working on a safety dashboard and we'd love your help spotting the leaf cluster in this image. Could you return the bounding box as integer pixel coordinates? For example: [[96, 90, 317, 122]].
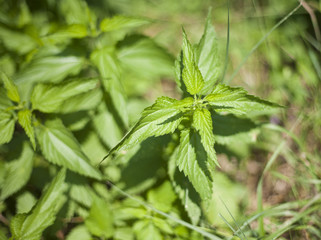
[[0, 1, 282, 239]]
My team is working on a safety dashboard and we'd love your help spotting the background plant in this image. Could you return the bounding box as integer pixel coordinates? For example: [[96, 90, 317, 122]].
[[0, 0, 321, 239]]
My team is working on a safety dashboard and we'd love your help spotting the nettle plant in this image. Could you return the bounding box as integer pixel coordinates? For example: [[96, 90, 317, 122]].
[[0, 1, 281, 238], [104, 14, 280, 222]]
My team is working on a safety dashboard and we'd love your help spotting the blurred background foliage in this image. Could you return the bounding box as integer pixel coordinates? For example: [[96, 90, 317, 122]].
[[0, 0, 321, 239]]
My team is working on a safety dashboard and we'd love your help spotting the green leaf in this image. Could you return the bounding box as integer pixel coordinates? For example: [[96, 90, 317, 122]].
[[0, 110, 15, 145], [31, 78, 99, 113], [15, 56, 84, 85], [91, 47, 128, 127], [192, 108, 219, 167], [0, 88, 13, 109], [176, 129, 213, 201], [66, 225, 91, 240], [92, 103, 123, 148], [0, 26, 37, 54], [147, 181, 176, 213], [133, 220, 162, 240], [58, 88, 102, 114], [211, 113, 259, 145], [59, 0, 96, 26], [181, 30, 204, 95], [106, 96, 190, 158], [196, 11, 220, 94], [16, 192, 37, 214], [1, 142, 34, 200], [36, 119, 102, 180], [100, 15, 150, 33], [204, 84, 282, 115], [85, 196, 114, 238], [18, 110, 36, 150], [10, 169, 66, 240], [117, 35, 174, 79], [15, 56, 84, 101], [168, 149, 201, 225], [120, 136, 168, 194], [43, 24, 88, 44], [1, 72, 20, 103]]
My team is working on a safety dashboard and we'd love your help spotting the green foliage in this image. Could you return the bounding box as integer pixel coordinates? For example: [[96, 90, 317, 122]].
[[36, 119, 102, 180], [9, 169, 66, 240], [106, 23, 280, 202], [0, 110, 15, 145], [1, 0, 318, 239]]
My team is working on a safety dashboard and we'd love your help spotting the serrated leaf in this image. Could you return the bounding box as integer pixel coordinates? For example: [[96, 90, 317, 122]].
[[0, 110, 15, 145], [106, 96, 191, 158], [176, 129, 212, 201], [10, 169, 66, 240], [1, 142, 34, 200], [36, 119, 102, 180], [181, 31, 204, 95], [85, 196, 114, 238], [91, 47, 128, 127], [205, 84, 282, 115], [196, 11, 220, 94], [100, 15, 150, 32], [31, 78, 99, 113], [18, 110, 36, 150], [168, 149, 201, 225], [193, 108, 219, 167], [1, 72, 20, 102]]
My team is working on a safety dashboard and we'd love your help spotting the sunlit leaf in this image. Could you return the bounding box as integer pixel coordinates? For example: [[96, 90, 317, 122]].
[[31, 78, 99, 113], [10, 169, 66, 240], [105, 96, 191, 158], [36, 119, 102, 180], [100, 15, 150, 32], [193, 108, 219, 167], [181, 30, 204, 95], [1, 72, 20, 103], [1, 142, 34, 200], [205, 84, 282, 115], [0, 110, 15, 145], [176, 129, 212, 200], [196, 11, 220, 94], [91, 47, 128, 127], [18, 110, 36, 150]]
